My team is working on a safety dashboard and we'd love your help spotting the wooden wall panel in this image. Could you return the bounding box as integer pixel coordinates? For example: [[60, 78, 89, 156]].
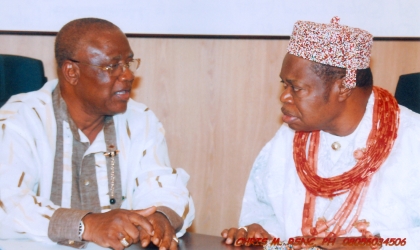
[[0, 35, 57, 81], [0, 34, 419, 236], [129, 38, 285, 235], [371, 41, 420, 93]]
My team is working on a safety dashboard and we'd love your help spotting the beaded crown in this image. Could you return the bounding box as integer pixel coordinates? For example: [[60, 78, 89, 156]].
[[287, 16, 373, 88]]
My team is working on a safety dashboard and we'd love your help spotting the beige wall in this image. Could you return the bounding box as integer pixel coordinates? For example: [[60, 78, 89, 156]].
[[1, 34, 420, 236]]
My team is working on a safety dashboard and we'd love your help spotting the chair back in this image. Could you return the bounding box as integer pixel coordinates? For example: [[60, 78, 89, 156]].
[[0, 54, 47, 107], [394, 72, 420, 114]]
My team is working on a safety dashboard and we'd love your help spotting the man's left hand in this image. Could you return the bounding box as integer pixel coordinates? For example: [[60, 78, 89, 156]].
[[136, 212, 177, 250]]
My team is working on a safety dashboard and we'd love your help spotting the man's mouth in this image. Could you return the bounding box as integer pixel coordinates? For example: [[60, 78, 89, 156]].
[[114, 90, 131, 101], [281, 108, 298, 123]]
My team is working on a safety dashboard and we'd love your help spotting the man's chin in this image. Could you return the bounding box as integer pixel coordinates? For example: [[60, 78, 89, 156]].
[[107, 104, 128, 116], [288, 125, 318, 133], [287, 123, 300, 131], [285, 122, 313, 132]]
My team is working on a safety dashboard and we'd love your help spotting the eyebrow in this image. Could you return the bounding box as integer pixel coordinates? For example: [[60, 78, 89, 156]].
[[280, 77, 298, 85], [110, 52, 134, 61]]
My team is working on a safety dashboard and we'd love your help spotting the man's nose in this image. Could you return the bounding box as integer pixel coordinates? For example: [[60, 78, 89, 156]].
[[280, 87, 292, 104], [119, 64, 135, 81]]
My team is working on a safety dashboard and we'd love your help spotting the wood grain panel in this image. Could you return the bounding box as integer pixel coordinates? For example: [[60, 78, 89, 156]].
[[371, 41, 420, 93], [0, 34, 419, 236], [0, 35, 57, 81], [129, 38, 285, 235]]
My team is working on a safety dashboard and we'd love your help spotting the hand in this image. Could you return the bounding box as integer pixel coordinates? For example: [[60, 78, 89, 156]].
[[82, 207, 156, 250], [290, 236, 373, 250], [137, 212, 178, 250], [221, 223, 272, 246]]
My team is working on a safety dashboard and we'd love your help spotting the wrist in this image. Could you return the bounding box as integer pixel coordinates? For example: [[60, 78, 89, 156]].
[[80, 213, 94, 241], [155, 206, 184, 232]]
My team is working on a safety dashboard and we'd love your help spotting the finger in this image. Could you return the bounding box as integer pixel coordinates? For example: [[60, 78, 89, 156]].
[[157, 229, 173, 250], [151, 220, 164, 246], [255, 229, 271, 240], [116, 232, 132, 248], [126, 235, 134, 245], [236, 228, 248, 246], [254, 231, 263, 239], [148, 213, 173, 247], [122, 222, 140, 243], [138, 226, 152, 248], [110, 239, 125, 250], [246, 228, 256, 239], [221, 229, 228, 238], [224, 228, 238, 244], [169, 237, 178, 250], [128, 212, 154, 235], [133, 206, 157, 217]]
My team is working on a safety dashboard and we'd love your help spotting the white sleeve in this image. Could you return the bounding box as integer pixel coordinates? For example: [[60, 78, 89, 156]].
[[0, 122, 59, 242], [239, 139, 282, 236], [129, 115, 194, 237]]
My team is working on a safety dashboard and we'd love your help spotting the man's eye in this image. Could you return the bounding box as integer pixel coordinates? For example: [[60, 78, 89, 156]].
[[104, 64, 119, 71], [280, 81, 288, 88], [282, 83, 301, 92]]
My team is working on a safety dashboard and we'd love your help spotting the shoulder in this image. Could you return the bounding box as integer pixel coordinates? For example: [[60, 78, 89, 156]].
[[399, 105, 420, 126], [0, 79, 57, 120], [378, 106, 420, 198], [258, 123, 295, 157], [398, 105, 420, 133], [0, 80, 57, 130], [274, 123, 295, 141], [396, 105, 420, 144], [126, 98, 149, 113], [263, 123, 295, 155], [117, 99, 160, 124], [252, 124, 294, 171], [247, 124, 295, 198], [113, 99, 165, 140]]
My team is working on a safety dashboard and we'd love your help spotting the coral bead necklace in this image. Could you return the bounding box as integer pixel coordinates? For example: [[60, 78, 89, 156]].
[[293, 87, 400, 240]]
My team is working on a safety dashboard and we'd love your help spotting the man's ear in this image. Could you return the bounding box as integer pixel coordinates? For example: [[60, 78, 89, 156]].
[[336, 77, 353, 102], [61, 61, 79, 85]]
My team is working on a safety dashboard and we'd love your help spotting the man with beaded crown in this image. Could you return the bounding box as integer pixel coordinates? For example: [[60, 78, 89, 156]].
[[222, 17, 420, 249], [0, 18, 194, 250]]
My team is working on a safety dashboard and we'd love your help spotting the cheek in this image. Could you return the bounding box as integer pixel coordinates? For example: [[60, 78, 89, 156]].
[[296, 101, 319, 120], [95, 79, 116, 97], [85, 86, 108, 100], [96, 71, 111, 81], [91, 72, 114, 88]]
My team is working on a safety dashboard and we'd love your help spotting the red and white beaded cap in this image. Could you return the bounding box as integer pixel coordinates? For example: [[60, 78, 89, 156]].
[[287, 16, 373, 89]]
